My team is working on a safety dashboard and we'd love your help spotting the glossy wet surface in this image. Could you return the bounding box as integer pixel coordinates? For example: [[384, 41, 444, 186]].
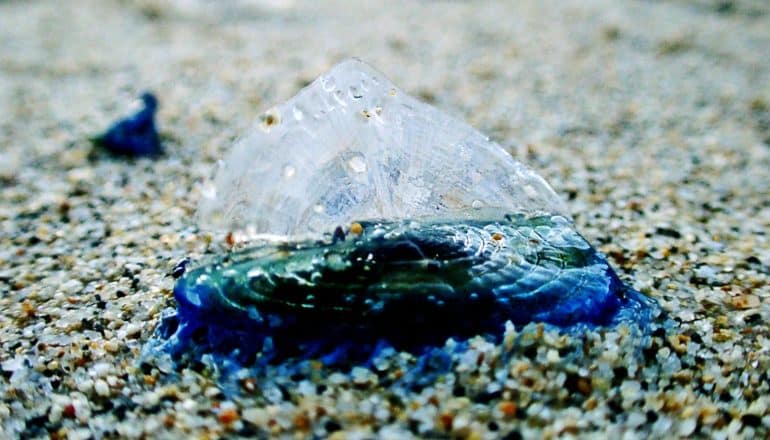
[[153, 215, 657, 371]]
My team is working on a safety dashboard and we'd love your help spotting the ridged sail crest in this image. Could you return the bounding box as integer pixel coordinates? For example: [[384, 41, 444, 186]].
[[197, 58, 567, 236]]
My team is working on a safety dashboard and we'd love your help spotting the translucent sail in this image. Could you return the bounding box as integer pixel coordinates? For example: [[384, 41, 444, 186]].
[[197, 58, 567, 237]]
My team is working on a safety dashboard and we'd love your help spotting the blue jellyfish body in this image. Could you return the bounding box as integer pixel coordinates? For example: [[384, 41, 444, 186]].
[[144, 60, 661, 385], [153, 214, 656, 369]]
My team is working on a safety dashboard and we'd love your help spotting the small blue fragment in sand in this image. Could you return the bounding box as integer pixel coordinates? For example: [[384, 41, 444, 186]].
[[95, 92, 162, 157]]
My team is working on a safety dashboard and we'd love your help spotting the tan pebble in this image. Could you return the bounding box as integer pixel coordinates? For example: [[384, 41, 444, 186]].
[[673, 370, 693, 383], [21, 300, 36, 318], [50, 427, 68, 440], [160, 234, 179, 245], [713, 329, 733, 342], [104, 341, 119, 353], [663, 395, 683, 412], [591, 377, 610, 392], [466, 431, 482, 440], [747, 398, 767, 415], [731, 294, 760, 309], [561, 421, 580, 436], [582, 398, 598, 411], [510, 361, 530, 376], [699, 405, 720, 425], [668, 334, 690, 354]]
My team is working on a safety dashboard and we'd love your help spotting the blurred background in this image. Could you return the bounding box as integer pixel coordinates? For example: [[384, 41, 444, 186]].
[[1, 0, 768, 288], [2, 2, 768, 168]]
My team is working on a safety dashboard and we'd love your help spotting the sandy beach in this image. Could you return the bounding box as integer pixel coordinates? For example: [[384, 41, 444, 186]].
[[1, 0, 769, 438]]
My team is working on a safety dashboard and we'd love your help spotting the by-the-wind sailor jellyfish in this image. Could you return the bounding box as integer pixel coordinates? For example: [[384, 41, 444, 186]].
[[154, 58, 657, 369]]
